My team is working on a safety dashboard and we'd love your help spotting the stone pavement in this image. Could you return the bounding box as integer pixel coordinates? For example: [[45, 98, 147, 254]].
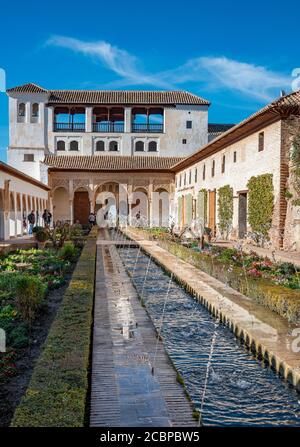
[[0, 236, 36, 255], [90, 230, 195, 427]]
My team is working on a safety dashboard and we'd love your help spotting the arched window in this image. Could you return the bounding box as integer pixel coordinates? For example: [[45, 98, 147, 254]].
[[57, 140, 65, 151], [135, 141, 144, 152], [70, 141, 79, 151], [32, 103, 39, 117], [18, 103, 25, 117], [96, 140, 105, 151], [109, 141, 118, 152], [148, 141, 157, 152]]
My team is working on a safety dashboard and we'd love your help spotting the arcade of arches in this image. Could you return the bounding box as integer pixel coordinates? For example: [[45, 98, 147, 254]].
[[0, 163, 50, 240], [50, 172, 174, 227]]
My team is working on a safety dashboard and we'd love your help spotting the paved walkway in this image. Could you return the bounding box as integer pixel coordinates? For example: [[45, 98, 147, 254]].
[[213, 241, 300, 267], [124, 228, 300, 391], [0, 236, 36, 254], [90, 230, 195, 427]]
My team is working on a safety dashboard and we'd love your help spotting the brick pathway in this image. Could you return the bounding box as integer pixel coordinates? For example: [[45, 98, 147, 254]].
[[90, 231, 195, 427]]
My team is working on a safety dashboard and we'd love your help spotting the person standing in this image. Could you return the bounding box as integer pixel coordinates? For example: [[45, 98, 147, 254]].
[[88, 212, 96, 226], [42, 209, 52, 227], [28, 210, 35, 235]]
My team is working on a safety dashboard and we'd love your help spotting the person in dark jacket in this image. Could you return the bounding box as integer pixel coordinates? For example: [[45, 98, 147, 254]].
[[28, 210, 35, 235], [42, 209, 52, 226]]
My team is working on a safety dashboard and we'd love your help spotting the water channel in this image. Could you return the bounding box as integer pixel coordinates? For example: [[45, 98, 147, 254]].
[[117, 243, 300, 426]]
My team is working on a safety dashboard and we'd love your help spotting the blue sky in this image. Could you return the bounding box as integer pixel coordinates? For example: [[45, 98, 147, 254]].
[[1, 0, 300, 162]]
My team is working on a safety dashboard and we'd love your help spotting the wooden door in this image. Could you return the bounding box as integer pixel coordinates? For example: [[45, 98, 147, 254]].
[[238, 193, 247, 238], [208, 190, 216, 236], [74, 191, 90, 225]]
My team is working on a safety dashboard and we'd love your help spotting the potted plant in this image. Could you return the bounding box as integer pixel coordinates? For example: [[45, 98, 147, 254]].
[[32, 226, 48, 249]]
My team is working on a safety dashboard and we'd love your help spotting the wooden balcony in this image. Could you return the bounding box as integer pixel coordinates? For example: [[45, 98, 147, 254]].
[[54, 123, 86, 132], [93, 122, 124, 133], [131, 123, 163, 133]]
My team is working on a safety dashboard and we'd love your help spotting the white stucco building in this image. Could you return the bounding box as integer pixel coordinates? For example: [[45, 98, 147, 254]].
[[4, 82, 300, 251], [6, 83, 210, 181], [0, 161, 49, 240]]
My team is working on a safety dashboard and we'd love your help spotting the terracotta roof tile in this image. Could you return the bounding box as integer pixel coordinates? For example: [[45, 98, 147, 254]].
[[47, 90, 209, 105], [6, 83, 48, 93], [6, 83, 210, 105], [44, 155, 184, 171]]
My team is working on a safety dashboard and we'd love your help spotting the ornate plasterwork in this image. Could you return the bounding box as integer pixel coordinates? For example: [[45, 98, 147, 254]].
[[51, 178, 69, 190]]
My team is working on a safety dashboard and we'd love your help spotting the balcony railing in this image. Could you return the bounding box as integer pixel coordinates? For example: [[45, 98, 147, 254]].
[[132, 123, 163, 133], [93, 122, 124, 133], [54, 123, 86, 132]]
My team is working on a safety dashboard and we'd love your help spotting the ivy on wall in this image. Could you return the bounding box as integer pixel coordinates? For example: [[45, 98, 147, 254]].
[[185, 194, 193, 225], [247, 173, 274, 238], [217, 185, 233, 238], [197, 188, 207, 229], [290, 127, 300, 203]]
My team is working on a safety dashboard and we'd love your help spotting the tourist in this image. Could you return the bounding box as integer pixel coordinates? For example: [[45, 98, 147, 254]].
[[42, 209, 52, 226], [27, 210, 35, 235], [89, 212, 96, 226]]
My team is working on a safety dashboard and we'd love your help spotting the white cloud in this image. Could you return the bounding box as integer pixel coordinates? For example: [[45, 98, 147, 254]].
[[47, 35, 291, 102], [47, 36, 172, 89]]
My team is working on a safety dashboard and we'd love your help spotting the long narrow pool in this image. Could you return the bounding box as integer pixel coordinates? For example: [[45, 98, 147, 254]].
[[118, 246, 300, 426]]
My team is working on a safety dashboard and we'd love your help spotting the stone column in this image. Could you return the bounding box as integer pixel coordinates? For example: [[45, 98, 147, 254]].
[[25, 102, 31, 124], [148, 179, 154, 227], [69, 199, 74, 225], [13, 191, 17, 237], [86, 107, 93, 133], [127, 182, 133, 226], [20, 193, 24, 235], [49, 194, 54, 226], [48, 106, 54, 132], [124, 107, 132, 133], [3, 180, 10, 240]]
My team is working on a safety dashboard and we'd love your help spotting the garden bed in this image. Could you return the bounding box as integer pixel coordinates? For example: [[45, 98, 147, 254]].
[[0, 243, 81, 427], [135, 228, 300, 324], [11, 227, 97, 427]]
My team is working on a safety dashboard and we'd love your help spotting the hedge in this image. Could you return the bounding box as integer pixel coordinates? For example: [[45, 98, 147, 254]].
[[11, 227, 98, 427], [156, 239, 300, 324]]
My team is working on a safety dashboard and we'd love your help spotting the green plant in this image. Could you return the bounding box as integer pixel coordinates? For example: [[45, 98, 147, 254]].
[[247, 174, 274, 241], [45, 223, 70, 248], [185, 194, 193, 225], [217, 185, 233, 238], [284, 189, 293, 199], [197, 189, 208, 228], [34, 227, 48, 243], [59, 242, 77, 262], [11, 228, 97, 427], [8, 323, 29, 349], [0, 305, 18, 320], [32, 226, 44, 234], [15, 275, 46, 322]]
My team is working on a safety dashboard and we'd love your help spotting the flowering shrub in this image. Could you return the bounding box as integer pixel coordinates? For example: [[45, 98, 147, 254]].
[[247, 268, 262, 278]]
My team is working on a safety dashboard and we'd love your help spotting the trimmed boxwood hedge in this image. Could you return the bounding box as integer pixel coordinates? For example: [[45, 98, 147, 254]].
[[11, 228, 98, 427]]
